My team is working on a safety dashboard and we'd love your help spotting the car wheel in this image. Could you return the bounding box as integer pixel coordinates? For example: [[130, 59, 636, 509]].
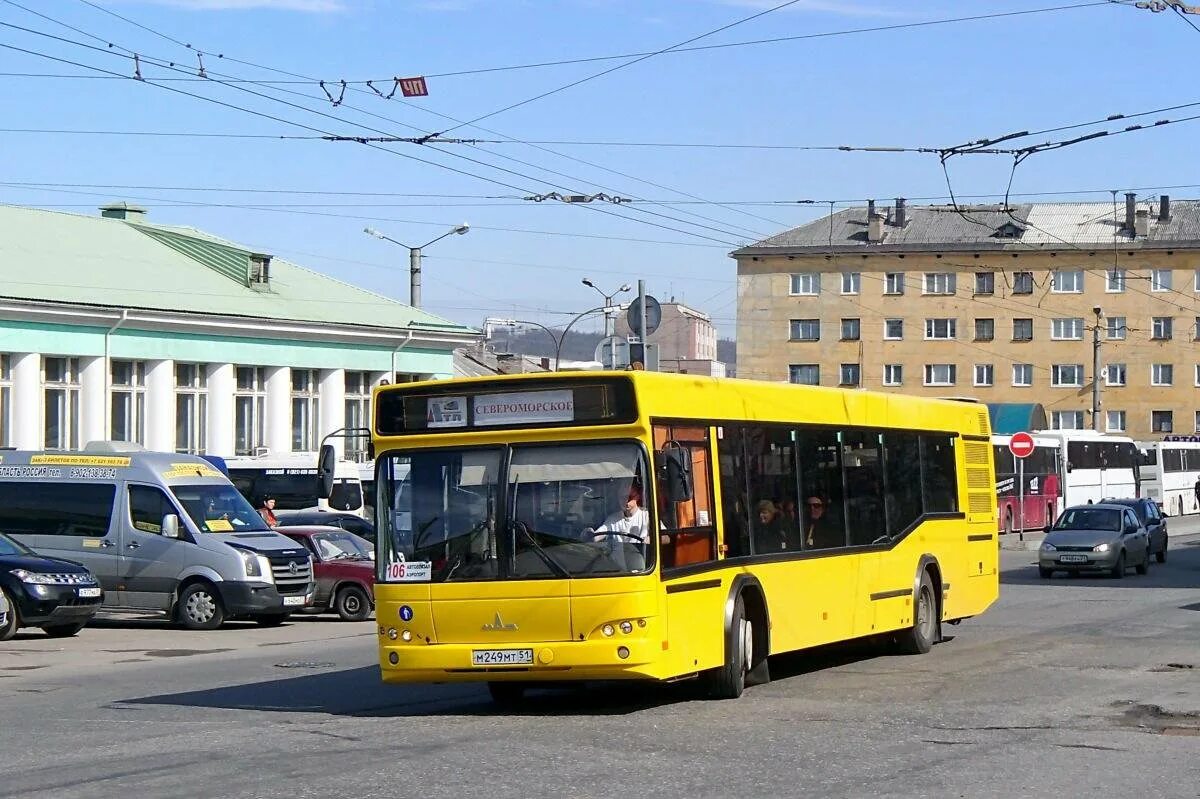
[[42, 623, 84, 638], [1110, 551, 1126, 579], [177, 582, 225, 630], [1135, 551, 1149, 575], [1038, 567, 1053, 579], [254, 614, 289, 627], [0, 588, 18, 641], [1157, 535, 1167, 564], [334, 585, 372, 622], [896, 572, 938, 655]]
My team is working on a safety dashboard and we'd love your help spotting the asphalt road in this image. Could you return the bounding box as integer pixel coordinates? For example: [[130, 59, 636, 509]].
[[1, 534, 1198, 799]]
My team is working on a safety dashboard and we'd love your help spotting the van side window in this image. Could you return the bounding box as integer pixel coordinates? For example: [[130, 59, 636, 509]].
[[0, 482, 115, 536], [129, 485, 177, 534]]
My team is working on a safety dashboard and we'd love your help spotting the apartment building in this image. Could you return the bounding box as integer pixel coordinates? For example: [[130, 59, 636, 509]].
[[732, 195, 1200, 439], [0, 203, 476, 460]]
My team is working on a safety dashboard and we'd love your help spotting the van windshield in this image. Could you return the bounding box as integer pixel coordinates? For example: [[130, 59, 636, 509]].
[[171, 484, 270, 534]]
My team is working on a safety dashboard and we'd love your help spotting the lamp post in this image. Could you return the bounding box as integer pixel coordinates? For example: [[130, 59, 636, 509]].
[[1092, 306, 1103, 431], [364, 223, 470, 310], [580, 278, 631, 338], [486, 309, 606, 371]]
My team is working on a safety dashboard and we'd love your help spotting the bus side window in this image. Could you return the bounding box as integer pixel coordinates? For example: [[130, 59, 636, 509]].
[[654, 424, 716, 569]]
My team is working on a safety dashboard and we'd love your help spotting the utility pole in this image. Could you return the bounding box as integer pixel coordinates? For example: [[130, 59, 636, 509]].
[[1092, 306, 1103, 431], [364, 223, 470, 310], [581, 278, 631, 368]]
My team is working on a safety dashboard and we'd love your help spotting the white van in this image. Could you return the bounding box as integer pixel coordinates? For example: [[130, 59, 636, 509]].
[[225, 454, 366, 518], [0, 449, 315, 629]]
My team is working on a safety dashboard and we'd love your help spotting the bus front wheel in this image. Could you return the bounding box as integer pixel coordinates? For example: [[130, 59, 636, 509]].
[[896, 572, 938, 655], [704, 594, 750, 700]]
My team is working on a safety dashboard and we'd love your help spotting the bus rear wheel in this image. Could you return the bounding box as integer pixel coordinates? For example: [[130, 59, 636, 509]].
[[896, 572, 938, 655]]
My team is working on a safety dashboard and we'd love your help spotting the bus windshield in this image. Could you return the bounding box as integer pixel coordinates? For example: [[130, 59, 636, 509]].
[[380, 441, 652, 581], [171, 483, 271, 534]]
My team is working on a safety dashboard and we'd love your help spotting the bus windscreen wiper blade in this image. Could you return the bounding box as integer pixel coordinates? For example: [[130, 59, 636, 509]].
[[514, 521, 569, 578]]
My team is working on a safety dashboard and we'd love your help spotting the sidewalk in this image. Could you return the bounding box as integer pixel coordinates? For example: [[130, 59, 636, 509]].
[[999, 510, 1200, 550]]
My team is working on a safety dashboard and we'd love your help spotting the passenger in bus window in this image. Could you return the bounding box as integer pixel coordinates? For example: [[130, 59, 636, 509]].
[[803, 496, 839, 549], [754, 500, 794, 552]]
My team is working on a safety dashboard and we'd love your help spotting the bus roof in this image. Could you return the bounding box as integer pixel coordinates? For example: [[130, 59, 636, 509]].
[[0, 450, 229, 482]]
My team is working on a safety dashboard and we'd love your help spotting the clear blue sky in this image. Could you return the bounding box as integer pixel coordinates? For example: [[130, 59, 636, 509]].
[[1, 0, 1195, 336]]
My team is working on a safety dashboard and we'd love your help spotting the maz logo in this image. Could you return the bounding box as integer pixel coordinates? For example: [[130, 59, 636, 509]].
[[481, 612, 518, 632]]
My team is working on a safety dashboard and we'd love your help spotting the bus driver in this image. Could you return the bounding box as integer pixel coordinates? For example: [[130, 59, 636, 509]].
[[588, 484, 653, 570]]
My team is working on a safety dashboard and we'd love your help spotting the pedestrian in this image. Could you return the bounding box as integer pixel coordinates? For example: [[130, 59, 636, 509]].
[[1193, 476, 1199, 512], [258, 496, 279, 526]]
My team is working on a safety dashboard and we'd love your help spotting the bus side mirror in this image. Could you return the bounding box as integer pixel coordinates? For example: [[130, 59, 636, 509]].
[[161, 514, 180, 539], [318, 444, 336, 499], [661, 448, 693, 503]]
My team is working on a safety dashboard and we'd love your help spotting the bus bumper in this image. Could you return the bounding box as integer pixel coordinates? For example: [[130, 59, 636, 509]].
[[378, 637, 662, 683]]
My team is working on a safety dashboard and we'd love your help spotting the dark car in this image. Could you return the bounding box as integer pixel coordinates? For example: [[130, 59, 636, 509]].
[[274, 510, 376, 544], [1039, 504, 1151, 579], [1102, 497, 1168, 563], [279, 527, 375, 621], [0, 531, 103, 640]]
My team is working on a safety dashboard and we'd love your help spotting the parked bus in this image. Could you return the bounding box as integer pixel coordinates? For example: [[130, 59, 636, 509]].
[[1036, 429, 1140, 507], [227, 455, 366, 518], [1136, 438, 1200, 516], [349, 372, 999, 702], [992, 433, 1061, 535]]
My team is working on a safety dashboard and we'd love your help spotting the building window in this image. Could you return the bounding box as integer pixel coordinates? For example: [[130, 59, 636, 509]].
[[839, 364, 861, 387], [1012, 364, 1033, 387], [291, 369, 320, 452], [883, 364, 903, 386], [923, 273, 956, 295], [0, 354, 9, 447], [789, 319, 820, 341], [1106, 268, 1126, 292], [840, 318, 860, 341], [1051, 270, 1083, 293], [345, 370, 372, 461], [235, 366, 266, 456], [1195, 410, 1200, 433], [1013, 271, 1034, 294], [884, 319, 904, 340], [1106, 364, 1126, 386], [841, 273, 860, 295], [974, 318, 994, 341], [790, 273, 821, 296], [1151, 269, 1172, 292], [1107, 410, 1126, 433], [1106, 316, 1126, 340], [1013, 318, 1033, 341], [1195, 318, 1200, 341], [1052, 411, 1085, 430], [1195, 364, 1200, 386], [1152, 364, 1173, 386], [1051, 318, 1084, 340], [974, 364, 994, 387], [1195, 270, 1200, 293], [174, 363, 207, 455], [1152, 317, 1173, 340], [974, 272, 995, 295], [44, 356, 80, 450], [110, 359, 146, 445], [923, 364, 956, 386], [1152, 410, 1174, 433], [789, 364, 819, 386], [925, 318, 957, 340], [884, 272, 905, 295], [1051, 364, 1083, 387]]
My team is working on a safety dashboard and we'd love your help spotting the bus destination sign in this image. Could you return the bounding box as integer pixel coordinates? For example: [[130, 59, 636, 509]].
[[473, 390, 574, 427]]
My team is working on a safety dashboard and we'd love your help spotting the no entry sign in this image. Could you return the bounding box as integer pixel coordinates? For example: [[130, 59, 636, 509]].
[[1009, 432, 1035, 459]]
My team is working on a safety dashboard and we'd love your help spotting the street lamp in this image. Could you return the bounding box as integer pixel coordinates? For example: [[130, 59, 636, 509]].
[[364, 223, 470, 309], [580, 278, 632, 337], [485, 310, 606, 372]]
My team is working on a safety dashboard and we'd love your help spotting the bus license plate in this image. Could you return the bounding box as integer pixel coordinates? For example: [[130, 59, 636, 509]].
[[1059, 554, 1088, 563], [77, 587, 101, 598], [472, 649, 534, 666]]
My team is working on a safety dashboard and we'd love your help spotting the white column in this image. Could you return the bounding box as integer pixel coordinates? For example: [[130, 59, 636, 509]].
[[11, 352, 42, 450], [264, 366, 291, 455], [319, 368, 345, 459], [144, 359, 175, 453], [206, 363, 236, 457], [78, 356, 107, 447]]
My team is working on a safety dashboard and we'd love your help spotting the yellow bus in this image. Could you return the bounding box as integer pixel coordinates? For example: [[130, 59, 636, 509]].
[[356, 371, 998, 702]]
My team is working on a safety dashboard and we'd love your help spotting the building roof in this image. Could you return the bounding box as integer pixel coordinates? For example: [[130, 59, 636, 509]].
[[0, 204, 474, 335], [987, 403, 1048, 435], [732, 199, 1200, 256]]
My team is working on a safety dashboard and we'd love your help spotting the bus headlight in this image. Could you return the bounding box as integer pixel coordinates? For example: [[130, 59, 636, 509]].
[[619, 621, 633, 634], [602, 624, 615, 637]]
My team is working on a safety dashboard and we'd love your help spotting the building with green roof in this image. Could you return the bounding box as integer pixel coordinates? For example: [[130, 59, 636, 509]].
[[0, 202, 476, 459]]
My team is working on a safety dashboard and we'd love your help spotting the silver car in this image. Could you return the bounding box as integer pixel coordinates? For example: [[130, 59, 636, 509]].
[[1039, 504, 1151, 579]]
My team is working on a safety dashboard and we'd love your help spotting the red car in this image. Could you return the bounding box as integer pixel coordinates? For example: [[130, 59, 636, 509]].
[[279, 527, 375, 621]]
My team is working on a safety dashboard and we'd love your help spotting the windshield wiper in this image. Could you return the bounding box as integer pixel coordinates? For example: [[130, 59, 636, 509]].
[[513, 521, 569, 578]]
